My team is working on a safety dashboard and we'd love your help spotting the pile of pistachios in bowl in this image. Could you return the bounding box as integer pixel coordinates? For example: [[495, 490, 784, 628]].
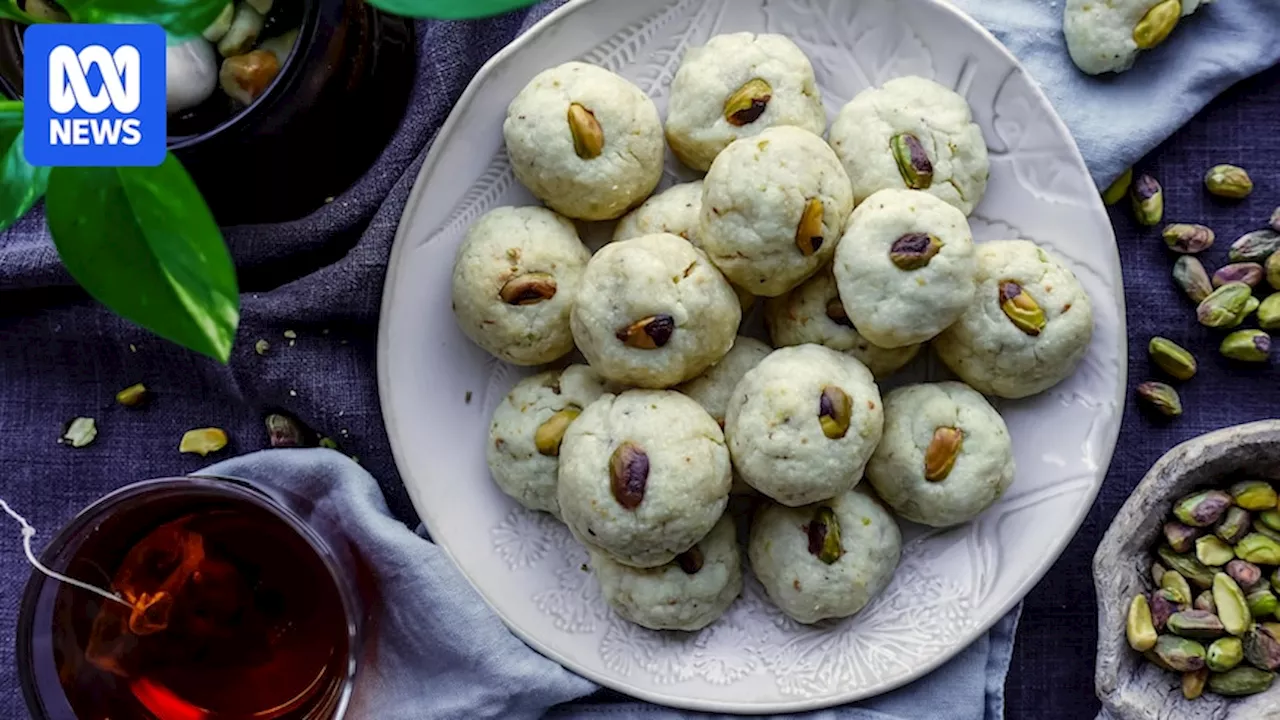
[[1105, 165, 1280, 418], [1127, 479, 1280, 699]]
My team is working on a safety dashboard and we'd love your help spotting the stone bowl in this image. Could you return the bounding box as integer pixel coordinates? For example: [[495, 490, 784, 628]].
[[1094, 419, 1280, 720]]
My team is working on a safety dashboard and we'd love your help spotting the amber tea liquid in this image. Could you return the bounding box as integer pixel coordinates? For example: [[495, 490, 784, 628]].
[[49, 494, 352, 720]]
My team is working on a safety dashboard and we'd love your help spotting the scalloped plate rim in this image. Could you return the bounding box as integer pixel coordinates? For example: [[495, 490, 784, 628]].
[[377, 0, 1127, 712]]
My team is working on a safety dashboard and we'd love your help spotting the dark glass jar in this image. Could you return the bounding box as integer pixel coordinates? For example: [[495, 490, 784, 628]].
[[0, 0, 414, 225]]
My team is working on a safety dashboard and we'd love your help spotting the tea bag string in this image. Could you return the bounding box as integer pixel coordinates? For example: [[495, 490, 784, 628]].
[[0, 499, 132, 609]]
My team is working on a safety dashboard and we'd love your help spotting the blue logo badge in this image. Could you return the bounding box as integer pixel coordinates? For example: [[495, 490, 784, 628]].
[[23, 24, 166, 167]]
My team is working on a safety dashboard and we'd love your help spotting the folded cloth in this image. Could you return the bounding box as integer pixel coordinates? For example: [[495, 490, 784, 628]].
[[2, 0, 1278, 718], [203, 449, 1022, 720]]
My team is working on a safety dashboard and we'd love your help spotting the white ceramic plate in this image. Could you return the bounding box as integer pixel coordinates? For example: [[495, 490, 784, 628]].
[[378, 0, 1126, 712]]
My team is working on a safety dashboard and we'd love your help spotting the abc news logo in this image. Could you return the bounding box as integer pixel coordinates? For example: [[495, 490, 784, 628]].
[[48, 44, 143, 146], [23, 24, 165, 167]]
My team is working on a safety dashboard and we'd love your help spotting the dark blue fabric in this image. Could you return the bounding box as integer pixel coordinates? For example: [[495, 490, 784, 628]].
[[1, 1, 1278, 717]]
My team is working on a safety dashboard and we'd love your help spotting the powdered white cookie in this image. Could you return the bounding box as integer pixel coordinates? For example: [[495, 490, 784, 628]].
[[665, 32, 826, 172], [725, 344, 883, 506], [613, 181, 704, 246], [558, 390, 731, 568], [749, 487, 901, 624], [934, 240, 1095, 399], [486, 365, 611, 517], [1064, 0, 1209, 76], [829, 76, 988, 216], [833, 189, 977, 348], [451, 206, 590, 365], [675, 335, 772, 428], [866, 382, 1016, 527], [504, 62, 664, 220], [764, 269, 920, 379], [700, 126, 854, 297], [591, 514, 741, 631], [572, 233, 741, 389]]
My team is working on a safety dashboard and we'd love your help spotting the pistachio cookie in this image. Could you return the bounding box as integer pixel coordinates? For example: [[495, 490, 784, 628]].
[[613, 182, 755, 313], [572, 233, 741, 388], [764, 270, 921, 378], [504, 61, 664, 221], [1064, 0, 1208, 76], [828, 76, 988, 216], [933, 240, 1095, 399], [833, 189, 977, 348], [700, 126, 854, 297], [486, 365, 611, 517], [866, 382, 1016, 527], [591, 514, 741, 631], [724, 344, 883, 507], [558, 390, 731, 568], [665, 32, 826, 172], [749, 487, 901, 624], [451, 206, 591, 365]]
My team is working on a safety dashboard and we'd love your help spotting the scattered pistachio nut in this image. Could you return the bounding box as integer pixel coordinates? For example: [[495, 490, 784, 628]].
[[1256, 521, 1280, 543], [179, 427, 228, 456], [1159, 546, 1216, 589], [795, 198, 825, 256], [998, 280, 1046, 336], [1207, 666, 1275, 696], [1261, 510, 1280, 532], [1137, 381, 1182, 418], [1259, 294, 1280, 330], [723, 78, 772, 126], [1220, 330, 1271, 363], [1151, 589, 1181, 630], [1148, 337, 1196, 381], [1127, 594, 1158, 651], [1229, 229, 1280, 263], [675, 546, 704, 574], [1196, 282, 1253, 328], [609, 441, 648, 510], [62, 417, 97, 448], [318, 436, 339, 450], [567, 103, 604, 159], [217, 3, 265, 57], [1231, 480, 1278, 511], [891, 132, 933, 190], [817, 385, 852, 440], [1194, 590, 1216, 615], [264, 413, 306, 448], [1132, 0, 1181, 49], [1205, 164, 1254, 199], [1162, 569, 1194, 604], [924, 426, 963, 482], [1174, 489, 1233, 527], [1217, 508, 1253, 545], [1236, 533, 1280, 565], [1244, 625, 1280, 671], [889, 232, 943, 270], [1226, 559, 1263, 589], [1207, 636, 1244, 672], [1167, 610, 1226, 640], [807, 506, 843, 565], [615, 314, 675, 349], [1102, 168, 1133, 205], [1164, 521, 1201, 553], [1242, 296, 1261, 324], [1196, 535, 1236, 567], [1173, 256, 1213, 304], [115, 383, 148, 407], [1247, 586, 1279, 619], [1213, 262, 1264, 289], [1163, 223, 1215, 254], [1152, 561, 1169, 587], [499, 272, 557, 306], [1267, 252, 1280, 291], [1130, 173, 1164, 226], [255, 339, 270, 355], [202, 2, 234, 42], [1213, 572, 1252, 636], [1153, 634, 1207, 672], [534, 406, 580, 457], [1182, 667, 1209, 701], [825, 297, 853, 327]]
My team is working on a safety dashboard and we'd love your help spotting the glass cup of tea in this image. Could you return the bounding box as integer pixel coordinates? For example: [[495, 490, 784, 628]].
[[16, 474, 365, 720]]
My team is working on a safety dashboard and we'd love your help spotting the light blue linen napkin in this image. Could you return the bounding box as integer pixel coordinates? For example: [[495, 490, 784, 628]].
[[205, 449, 1018, 719]]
